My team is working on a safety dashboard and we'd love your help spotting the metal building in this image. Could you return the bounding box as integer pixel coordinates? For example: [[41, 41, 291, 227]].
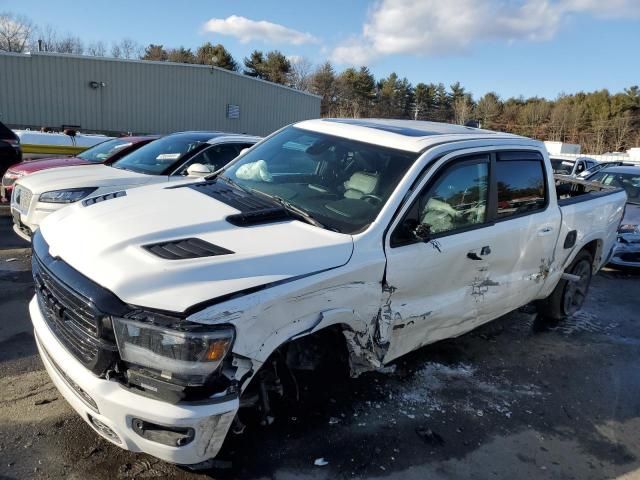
[[0, 52, 320, 136]]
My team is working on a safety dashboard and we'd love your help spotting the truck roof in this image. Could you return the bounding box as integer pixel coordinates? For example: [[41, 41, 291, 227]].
[[294, 118, 531, 153]]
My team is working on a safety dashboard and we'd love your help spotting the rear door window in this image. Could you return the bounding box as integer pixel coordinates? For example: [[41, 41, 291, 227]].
[[495, 152, 547, 219]]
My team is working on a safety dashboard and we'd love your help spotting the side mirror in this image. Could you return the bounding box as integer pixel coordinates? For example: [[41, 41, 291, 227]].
[[186, 163, 212, 177], [413, 223, 433, 242], [401, 218, 432, 242]]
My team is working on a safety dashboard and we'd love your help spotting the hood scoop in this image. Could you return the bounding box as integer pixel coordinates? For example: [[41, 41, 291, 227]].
[[188, 180, 291, 226], [143, 238, 234, 260], [83, 190, 126, 207]]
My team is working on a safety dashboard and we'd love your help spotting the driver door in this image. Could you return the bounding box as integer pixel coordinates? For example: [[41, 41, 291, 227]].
[[382, 153, 499, 362]]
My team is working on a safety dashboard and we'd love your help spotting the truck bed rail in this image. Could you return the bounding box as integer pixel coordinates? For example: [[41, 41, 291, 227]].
[[555, 174, 624, 206]]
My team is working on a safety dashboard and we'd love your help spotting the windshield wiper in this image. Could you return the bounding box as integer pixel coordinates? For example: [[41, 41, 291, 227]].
[[269, 195, 326, 229], [215, 174, 254, 195], [210, 175, 328, 229]]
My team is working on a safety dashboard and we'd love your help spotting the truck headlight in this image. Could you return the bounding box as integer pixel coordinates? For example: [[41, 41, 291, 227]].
[[39, 187, 98, 203], [112, 317, 234, 386], [619, 224, 640, 234]]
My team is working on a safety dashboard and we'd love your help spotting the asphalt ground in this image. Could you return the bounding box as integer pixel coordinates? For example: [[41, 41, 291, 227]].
[[0, 213, 639, 480]]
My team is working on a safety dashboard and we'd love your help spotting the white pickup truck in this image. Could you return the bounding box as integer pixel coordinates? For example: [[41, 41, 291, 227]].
[[30, 119, 625, 466]]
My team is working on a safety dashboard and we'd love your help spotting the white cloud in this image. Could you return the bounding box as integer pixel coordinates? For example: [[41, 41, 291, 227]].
[[202, 15, 318, 45], [330, 0, 640, 65]]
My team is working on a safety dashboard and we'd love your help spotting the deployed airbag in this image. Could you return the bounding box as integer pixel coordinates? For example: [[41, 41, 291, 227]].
[[235, 160, 273, 182]]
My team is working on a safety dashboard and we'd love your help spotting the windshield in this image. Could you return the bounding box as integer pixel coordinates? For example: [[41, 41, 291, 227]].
[[111, 135, 207, 175], [221, 126, 417, 234], [77, 138, 133, 163], [550, 158, 574, 175], [590, 171, 640, 204]]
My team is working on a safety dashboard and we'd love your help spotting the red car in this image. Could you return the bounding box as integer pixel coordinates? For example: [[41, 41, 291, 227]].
[[1, 135, 159, 202]]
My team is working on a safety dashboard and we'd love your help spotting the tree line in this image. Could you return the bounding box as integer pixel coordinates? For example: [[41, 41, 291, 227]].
[[1, 11, 639, 153]]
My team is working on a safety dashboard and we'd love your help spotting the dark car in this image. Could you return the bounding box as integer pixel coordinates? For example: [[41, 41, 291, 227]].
[[0, 121, 21, 179], [587, 165, 640, 268]]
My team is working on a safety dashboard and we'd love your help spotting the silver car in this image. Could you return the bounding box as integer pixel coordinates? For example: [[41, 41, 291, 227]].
[[587, 166, 640, 268]]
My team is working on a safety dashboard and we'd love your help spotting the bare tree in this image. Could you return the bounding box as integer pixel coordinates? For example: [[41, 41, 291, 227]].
[[0, 12, 33, 52], [453, 96, 473, 125], [87, 41, 106, 56], [35, 24, 57, 52], [611, 112, 632, 151], [55, 35, 83, 54], [111, 43, 122, 58], [119, 38, 139, 59], [288, 56, 313, 91]]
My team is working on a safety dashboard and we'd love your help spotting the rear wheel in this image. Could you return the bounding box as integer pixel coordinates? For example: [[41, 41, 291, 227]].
[[537, 250, 593, 321]]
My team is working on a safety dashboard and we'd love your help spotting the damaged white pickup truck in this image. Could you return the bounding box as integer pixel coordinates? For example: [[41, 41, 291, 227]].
[[30, 119, 626, 465]]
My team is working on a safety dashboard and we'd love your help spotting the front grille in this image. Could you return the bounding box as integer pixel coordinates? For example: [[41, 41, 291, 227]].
[[33, 255, 116, 371], [13, 185, 32, 211]]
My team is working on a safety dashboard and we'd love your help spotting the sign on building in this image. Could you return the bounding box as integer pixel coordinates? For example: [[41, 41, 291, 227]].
[[226, 104, 240, 119]]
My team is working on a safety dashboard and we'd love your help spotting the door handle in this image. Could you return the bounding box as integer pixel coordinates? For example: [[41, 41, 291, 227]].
[[467, 246, 491, 260]]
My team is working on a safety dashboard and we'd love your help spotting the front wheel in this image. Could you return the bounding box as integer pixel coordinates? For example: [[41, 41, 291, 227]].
[[536, 250, 593, 321]]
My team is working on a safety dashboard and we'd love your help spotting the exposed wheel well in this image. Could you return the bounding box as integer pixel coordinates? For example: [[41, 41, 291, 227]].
[[236, 325, 352, 425], [580, 239, 602, 271]]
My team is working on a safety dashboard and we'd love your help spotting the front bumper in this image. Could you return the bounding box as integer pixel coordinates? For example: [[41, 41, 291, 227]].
[[30, 297, 239, 465], [10, 200, 63, 241], [609, 234, 640, 268]]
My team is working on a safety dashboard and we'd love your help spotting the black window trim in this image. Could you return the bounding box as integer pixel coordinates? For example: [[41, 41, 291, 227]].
[[388, 148, 550, 249], [492, 150, 550, 223]]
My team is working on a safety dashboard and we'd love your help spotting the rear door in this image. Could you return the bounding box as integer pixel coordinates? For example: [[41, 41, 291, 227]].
[[476, 151, 561, 321]]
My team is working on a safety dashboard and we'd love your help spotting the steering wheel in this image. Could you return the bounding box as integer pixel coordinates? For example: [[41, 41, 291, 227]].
[[361, 194, 383, 205]]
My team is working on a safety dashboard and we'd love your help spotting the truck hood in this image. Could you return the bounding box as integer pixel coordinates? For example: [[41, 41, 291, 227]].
[[9, 156, 91, 174], [17, 164, 160, 193], [39, 180, 354, 313]]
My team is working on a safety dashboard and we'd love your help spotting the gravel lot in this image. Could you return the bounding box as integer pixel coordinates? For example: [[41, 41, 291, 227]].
[[1, 210, 640, 479]]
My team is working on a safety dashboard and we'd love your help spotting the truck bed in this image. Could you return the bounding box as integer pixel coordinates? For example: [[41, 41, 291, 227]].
[[555, 174, 623, 206], [551, 174, 627, 275]]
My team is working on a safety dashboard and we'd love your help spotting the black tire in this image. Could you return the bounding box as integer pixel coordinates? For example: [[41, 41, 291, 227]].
[[536, 250, 593, 321]]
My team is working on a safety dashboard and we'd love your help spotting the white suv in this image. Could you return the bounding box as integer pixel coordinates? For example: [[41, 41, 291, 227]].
[[11, 131, 259, 240]]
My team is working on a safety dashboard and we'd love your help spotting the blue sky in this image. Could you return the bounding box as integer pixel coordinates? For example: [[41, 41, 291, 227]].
[[2, 0, 639, 100]]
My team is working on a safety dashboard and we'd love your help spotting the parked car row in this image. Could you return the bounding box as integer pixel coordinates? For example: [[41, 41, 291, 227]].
[[2, 135, 158, 202], [584, 166, 640, 268], [16, 118, 627, 466], [7, 131, 259, 239]]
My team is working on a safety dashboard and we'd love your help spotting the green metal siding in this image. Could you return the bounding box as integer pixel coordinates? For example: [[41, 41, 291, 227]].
[[0, 52, 320, 136]]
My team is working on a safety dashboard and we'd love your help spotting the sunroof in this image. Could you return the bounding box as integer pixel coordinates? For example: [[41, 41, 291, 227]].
[[323, 118, 439, 137]]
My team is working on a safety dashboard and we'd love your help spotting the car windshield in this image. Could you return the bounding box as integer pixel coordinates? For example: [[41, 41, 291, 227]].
[[111, 135, 207, 175], [590, 171, 640, 204], [77, 138, 133, 163], [550, 158, 574, 175], [221, 126, 417, 234]]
